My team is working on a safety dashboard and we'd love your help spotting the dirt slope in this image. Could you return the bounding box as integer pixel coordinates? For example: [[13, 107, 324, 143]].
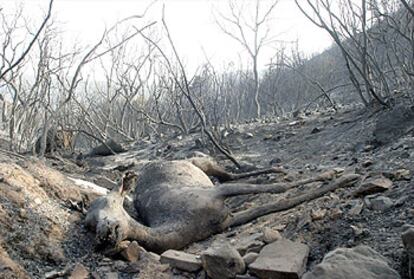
[[0, 105, 412, 278]]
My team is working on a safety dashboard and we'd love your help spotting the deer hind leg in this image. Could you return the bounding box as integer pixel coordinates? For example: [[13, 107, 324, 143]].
[[215, 169, 343, 198], [223, 174, 361, 228]]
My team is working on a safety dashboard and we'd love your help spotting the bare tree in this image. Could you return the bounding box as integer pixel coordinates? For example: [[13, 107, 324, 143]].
[[399, 0, 414, 16], [215, 0, 279, 118], [294, 0, 390, 107], [0, 0, 54, 82]]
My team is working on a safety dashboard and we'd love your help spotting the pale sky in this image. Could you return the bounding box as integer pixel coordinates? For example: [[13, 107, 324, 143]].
[[0, 0, 333, 71]]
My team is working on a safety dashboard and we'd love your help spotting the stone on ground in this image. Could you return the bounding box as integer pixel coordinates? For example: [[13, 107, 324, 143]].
[[302, 245, 400, 279], [402, 227, 414, 279], [243, 252, 259, 265], [234, 233, 265, 255], [88, 139, 126, 157], [353, 176, 392, 197], [260, 227, 282, 244], [201, 240, 246, 279], [311, 208, 327, 221], [374, 104, 414, 145], [68, 263, 89, 279], [368, 196, 394, 211], [160, 250, 202, 272], [249, 239, 309, 279], [120, 241, 143, 262]]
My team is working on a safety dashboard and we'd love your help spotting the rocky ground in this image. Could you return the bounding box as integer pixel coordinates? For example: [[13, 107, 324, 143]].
[[0, 103, 413, 278]]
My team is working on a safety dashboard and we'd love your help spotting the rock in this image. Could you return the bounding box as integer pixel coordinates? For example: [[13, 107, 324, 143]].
[[296, 212, 312, 229], [201, 240, 246, 279], [384, 169, 411, 181], [395, 169, 411, 181], [302, 245, 400, 279], [249, 239, 309, 279], [88, 139, 126, 157], [395, 195, 409, 207], [243, 253, 259, 265], [18, 209, 27, 219], [353, 176, 392, 197], [245, 133, 254, 139], [272, 135, 282, 142], [103, 273, 118, 279], [402, 228, 414, 279], [234, 233, 265, 255], [120, 241, 143, 262], [317, 169, 339, 181], [284, 174, 296, 182], [374, 104, 414, 146], [45, 267, 70, 279], [361, 160, 374, 168], [260, 227, 282, 244], [311, 127, 322, 134], [112, 261, 128, 271], [68, 263, 89, 279], [368, 196, 394, 211], [364, 144, 374, 152], [34, 197, 42, 205], [311, 208, 327, 221], [350, 224, 368, 237], [121, 262, 141, 274], [269, 157, 282, 165], [348, 200, 364, 216], [329, 208, 343, 219], [263, 135, 273, 141], [160, 250, 202, 272], [332, 167, 345, 174], [354, 142, 366, 153], [148, 252, 161, 261]]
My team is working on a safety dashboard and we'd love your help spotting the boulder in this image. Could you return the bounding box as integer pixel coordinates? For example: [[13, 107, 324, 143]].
[[374, 104, 414, 146], [368, 196, 394, 211], [302, 245, 400, 279], [353, 176, 392, 197], [88, 139, 126, 157], [201, 240, 246, 279], [249, 239, 309, 279], [160, 250, 202, 272]]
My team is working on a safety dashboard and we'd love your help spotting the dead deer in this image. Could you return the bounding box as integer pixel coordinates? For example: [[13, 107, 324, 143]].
[[85, 159, 360, 253]]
